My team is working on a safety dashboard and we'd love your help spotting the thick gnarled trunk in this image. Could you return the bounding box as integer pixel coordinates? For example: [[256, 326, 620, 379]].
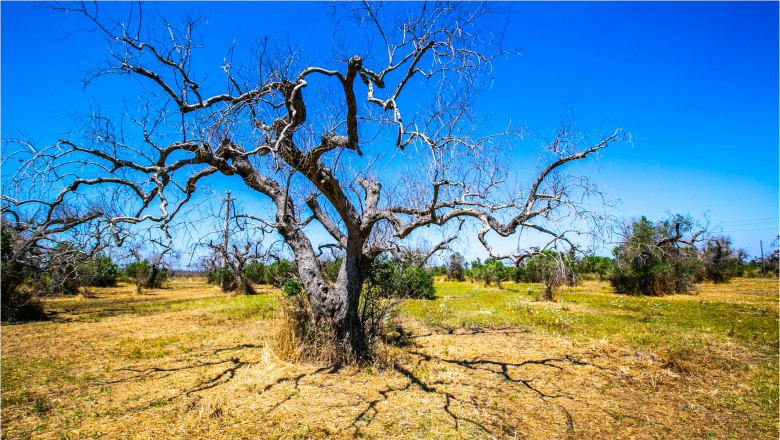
[[276, 201, 371, 353], [325, 239, 371, 352]]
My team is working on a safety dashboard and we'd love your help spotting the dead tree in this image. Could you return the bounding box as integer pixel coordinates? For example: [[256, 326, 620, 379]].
[[203, 241, 264, 295], [0, 208, 109, 319], [2, 3, 627, 354]]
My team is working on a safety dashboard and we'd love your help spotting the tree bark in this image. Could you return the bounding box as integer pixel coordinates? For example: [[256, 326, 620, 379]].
[[327, 238, 371, 352], [146, 265, 159, 289]]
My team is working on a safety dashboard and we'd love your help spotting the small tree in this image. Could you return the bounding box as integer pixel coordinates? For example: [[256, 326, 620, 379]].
[[699, 236, 740, 284], [202, 242, 262, 294], [762, 237, 779, 277], [611, 215, 704, 296], [124, 260, 167, 294], [578, 255, 614, 281], [446, 253, 466, 282], [524, 251, 577, 300]]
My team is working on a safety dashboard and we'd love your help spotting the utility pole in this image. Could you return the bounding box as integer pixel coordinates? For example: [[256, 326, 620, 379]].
[[221, 190, 235, 290], [760, 240, 766, 276]]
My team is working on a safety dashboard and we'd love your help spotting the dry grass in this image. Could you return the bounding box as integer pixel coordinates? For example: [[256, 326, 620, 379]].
[[1, 278, 777, 439]]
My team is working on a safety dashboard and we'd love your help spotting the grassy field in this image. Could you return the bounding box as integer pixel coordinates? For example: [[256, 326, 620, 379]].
[[1, 277, 777, 439]]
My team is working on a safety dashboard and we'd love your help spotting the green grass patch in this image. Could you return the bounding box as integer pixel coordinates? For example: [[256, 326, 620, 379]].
[[114, 331, 210, 360], [46, 286, 280, 323], [403, 279, 779, 433]]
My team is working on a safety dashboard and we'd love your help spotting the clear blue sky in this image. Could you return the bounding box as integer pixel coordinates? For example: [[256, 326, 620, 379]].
[[2, 2, 778, 261]]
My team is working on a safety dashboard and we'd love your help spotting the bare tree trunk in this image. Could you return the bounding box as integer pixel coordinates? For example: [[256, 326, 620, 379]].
[[543, 284, 554, 302], [146, 265, 159, 289], [221, 190, 233, 291], [328, 241, 371, 353]]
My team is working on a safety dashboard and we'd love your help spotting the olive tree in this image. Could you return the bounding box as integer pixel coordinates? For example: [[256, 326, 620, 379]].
[[2, 3, 626, 355], [0, 213, 109, 320], [699, 236, 742, 284], [611, 215, 705, 296]]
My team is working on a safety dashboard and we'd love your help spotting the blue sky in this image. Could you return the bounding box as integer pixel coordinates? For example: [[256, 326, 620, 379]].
[[2, 2, 778, 262]]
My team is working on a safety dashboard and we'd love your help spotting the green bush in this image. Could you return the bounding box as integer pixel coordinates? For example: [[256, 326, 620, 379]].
[[123, 260, 167, 293], [578, 255, 614, 281], [469, 258, 511, 288], [264, 260, 297, 288], [282, 279, 303, 297], [83, 254, 119, 287], [446, 253, 466, 281], [319, 258, 342, 284], [207, 268, 234, 287], [610, 216, 701, 296], [699, 237, 741, 284], [363, 256, 435, 300], [1, 227, 47, 321], [243, 260, 266, 284]]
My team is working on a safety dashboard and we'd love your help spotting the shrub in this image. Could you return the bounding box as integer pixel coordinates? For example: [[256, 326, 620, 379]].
[[1, 227, 46, 321], [123, 260, 167, 294], [431, 265, 447, 277], [699, 237, 740, 284], [207, 268, 238, 290], [83, 254, 119, 287], [363, 256, 435, 300], [523, 251, 579, 301], [264, 260, 297, 288], [0, 284, 46, 322], [469, 258, 511, 288], [446, 253, 466, 281], [282, 279, 303, 297], [243, 260, 266, 284], [578, 255, 614, 281], [319, 257, 342, 284]]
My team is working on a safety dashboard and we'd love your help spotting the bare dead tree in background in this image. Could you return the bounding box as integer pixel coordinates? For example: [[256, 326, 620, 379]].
[[1, 2, 627, 354], [0, 207, 110, 319]]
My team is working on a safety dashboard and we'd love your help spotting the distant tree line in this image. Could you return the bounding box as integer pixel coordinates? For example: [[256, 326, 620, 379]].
[[204, 253, 436, 301], [3, 213, 776, 322], [428, 216, 775, 297]]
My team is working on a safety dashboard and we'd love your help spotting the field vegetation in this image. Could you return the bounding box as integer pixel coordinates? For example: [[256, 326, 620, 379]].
[[2, 277, 777, 439]]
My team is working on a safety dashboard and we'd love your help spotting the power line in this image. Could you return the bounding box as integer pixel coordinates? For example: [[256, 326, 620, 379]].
[[717, 220, 779, 227], [719, 227, 779, 233], [719, 216, 779, 225]]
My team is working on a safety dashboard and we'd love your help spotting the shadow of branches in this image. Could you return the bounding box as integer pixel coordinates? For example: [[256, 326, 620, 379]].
[[80, 323, 634, 438]]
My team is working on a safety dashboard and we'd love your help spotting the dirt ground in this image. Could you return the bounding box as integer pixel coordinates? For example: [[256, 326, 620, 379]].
[[1, 279, 777, 439]]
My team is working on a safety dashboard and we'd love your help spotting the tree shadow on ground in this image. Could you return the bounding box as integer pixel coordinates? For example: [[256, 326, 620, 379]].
[[85, 323, 642, 438], [357, 322, 630, 438]]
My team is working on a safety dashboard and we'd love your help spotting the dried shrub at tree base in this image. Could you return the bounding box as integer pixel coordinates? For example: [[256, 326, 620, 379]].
[[272, 285, 401, 366], [272, 293, 352, 365]]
